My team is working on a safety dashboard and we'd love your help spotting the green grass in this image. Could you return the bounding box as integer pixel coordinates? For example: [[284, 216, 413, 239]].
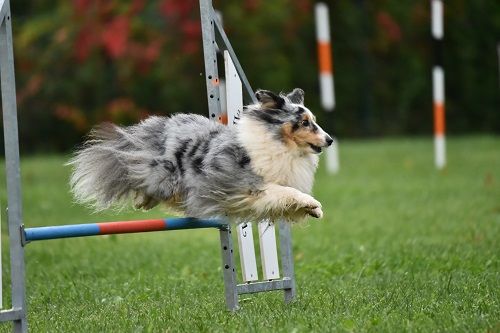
[[1, 136, 499, 332]]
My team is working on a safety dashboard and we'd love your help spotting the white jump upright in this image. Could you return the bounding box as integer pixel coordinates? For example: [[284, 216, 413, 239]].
[[225, 51, 258, 282], [224, 51, 281, 283], [431, 0, 446, 169], [315, 2, 339, 174]]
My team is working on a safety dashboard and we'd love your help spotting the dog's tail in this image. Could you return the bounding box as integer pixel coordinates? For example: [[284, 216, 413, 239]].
[[67, 117, 167, 211]]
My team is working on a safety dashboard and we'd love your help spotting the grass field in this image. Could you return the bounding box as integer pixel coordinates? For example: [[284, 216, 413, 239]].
[[1, 136, 499, 332]]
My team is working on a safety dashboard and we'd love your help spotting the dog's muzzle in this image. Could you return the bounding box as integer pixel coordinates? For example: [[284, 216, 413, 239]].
[[308, 134, 334, 154], [325, 135, 333, 147]]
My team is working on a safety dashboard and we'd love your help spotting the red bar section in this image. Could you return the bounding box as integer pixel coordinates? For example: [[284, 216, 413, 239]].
[[98, 219, 166, 235]]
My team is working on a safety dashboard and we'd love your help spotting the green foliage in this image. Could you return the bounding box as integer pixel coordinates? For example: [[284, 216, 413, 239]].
[[0, 136, 498, 331], [2, 1, 499, 152]]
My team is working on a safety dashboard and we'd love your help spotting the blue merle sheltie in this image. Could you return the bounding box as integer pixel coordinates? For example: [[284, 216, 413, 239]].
[[69, 88, 333, 223]]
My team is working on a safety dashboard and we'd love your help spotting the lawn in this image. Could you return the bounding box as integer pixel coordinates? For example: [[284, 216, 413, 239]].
[[1, 136, 499, 332]]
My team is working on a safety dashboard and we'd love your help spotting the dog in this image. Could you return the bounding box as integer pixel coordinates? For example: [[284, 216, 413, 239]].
[[68, 88, 333, 223]]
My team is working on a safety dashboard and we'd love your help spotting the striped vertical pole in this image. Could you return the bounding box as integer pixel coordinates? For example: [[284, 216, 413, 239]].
[[315, 2, 339, 174], [315, 2, 335, 111], [431, 0, 446, 169]]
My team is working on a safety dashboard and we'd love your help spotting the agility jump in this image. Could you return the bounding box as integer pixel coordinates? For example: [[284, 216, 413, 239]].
[[0, 0, 298, 331]]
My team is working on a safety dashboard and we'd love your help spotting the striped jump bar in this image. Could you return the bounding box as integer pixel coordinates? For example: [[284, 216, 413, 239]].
[[23, 218, 228, 243]]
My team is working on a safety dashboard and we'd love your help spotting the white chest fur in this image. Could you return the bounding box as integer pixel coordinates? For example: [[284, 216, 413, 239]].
[[238, 117, 319, 194]]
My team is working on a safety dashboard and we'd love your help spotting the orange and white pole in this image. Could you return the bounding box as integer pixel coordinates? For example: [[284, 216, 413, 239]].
[[315, 2, 335, 111], [315, 2, 339, 173], [431, 0, 446, 169]]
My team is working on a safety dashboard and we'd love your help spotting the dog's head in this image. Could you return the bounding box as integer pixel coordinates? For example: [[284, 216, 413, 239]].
[[246, 88, 333, 154]]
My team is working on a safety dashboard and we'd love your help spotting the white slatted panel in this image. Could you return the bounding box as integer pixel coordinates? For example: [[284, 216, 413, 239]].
[[236, 223, 258, 282], [224, 50, 258, 282], [258, 220, 280, 280], [223, 51, 243, 126]]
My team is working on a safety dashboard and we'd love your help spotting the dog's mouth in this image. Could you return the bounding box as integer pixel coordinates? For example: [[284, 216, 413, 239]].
[[308, 143, 323, 154]]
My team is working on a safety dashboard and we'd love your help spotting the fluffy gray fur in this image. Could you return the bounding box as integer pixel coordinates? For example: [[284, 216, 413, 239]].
[[68, 88, 329, 222], [69, 113, 263, 218]]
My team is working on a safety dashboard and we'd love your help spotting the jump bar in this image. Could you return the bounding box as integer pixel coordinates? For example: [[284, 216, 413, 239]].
[[23, 217, 228, 243]]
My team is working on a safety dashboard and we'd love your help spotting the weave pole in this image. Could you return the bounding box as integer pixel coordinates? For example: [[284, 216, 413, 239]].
[[431, 0, 446, 169], [315, 2, 339, 174], [23, 218, 227, 243]]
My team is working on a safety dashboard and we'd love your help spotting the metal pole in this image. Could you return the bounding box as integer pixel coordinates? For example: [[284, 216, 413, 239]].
[[199, 0, 222, 121], [0, 1, 28, 331], [279, 222, 296, 303], [199, 0, 239, 311], [219, 228, 239, 310]]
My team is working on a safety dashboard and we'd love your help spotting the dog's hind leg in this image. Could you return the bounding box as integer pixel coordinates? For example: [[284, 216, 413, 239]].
[[252, 184, 323, 220]]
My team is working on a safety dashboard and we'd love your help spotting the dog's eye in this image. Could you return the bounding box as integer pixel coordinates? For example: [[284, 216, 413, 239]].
[[302, 120, 310, 127]]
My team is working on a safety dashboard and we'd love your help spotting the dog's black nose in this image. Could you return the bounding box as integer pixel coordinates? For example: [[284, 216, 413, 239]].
[[325, 135, 334, 147]]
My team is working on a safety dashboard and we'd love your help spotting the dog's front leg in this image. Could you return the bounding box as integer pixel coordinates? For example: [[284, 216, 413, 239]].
[[252, 184, 323, 220]]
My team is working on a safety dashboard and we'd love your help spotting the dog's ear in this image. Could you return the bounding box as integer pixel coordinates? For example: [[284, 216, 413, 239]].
[[286, 88, 304, 105], [255, 89, 285, 109]]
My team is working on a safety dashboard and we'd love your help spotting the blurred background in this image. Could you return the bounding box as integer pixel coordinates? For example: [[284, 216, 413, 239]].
[[1, 0, 499, 152]]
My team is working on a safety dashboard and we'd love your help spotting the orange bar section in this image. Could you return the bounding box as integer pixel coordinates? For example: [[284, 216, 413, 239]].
[[434, 102, 445, 135], [318, 42, 333, 74]]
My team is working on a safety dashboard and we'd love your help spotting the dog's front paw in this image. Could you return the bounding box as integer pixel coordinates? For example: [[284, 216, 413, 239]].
[[305, 206, 323, 219], [297, 195, 323, 219]]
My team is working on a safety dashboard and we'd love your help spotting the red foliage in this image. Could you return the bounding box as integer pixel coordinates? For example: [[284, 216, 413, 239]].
[[104, 98, 150, 123], [181, 40, 199, 55], [54, 104, 89, 131], [73, 0, 93, 12], [181, 19, 201, 39], [101, 16, 130, 59], [75, 24, 97, 61], [73, 0, 201, 63], [376, 11, 402, 42], [159, 0, 195, 19], [127, 39, 164, 73], [159, 1, 201, 55], [244, 0, 261, 12], [129, 0, 146, 15], [17, 75, 44, 104], [294, 0, 311, 13]]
